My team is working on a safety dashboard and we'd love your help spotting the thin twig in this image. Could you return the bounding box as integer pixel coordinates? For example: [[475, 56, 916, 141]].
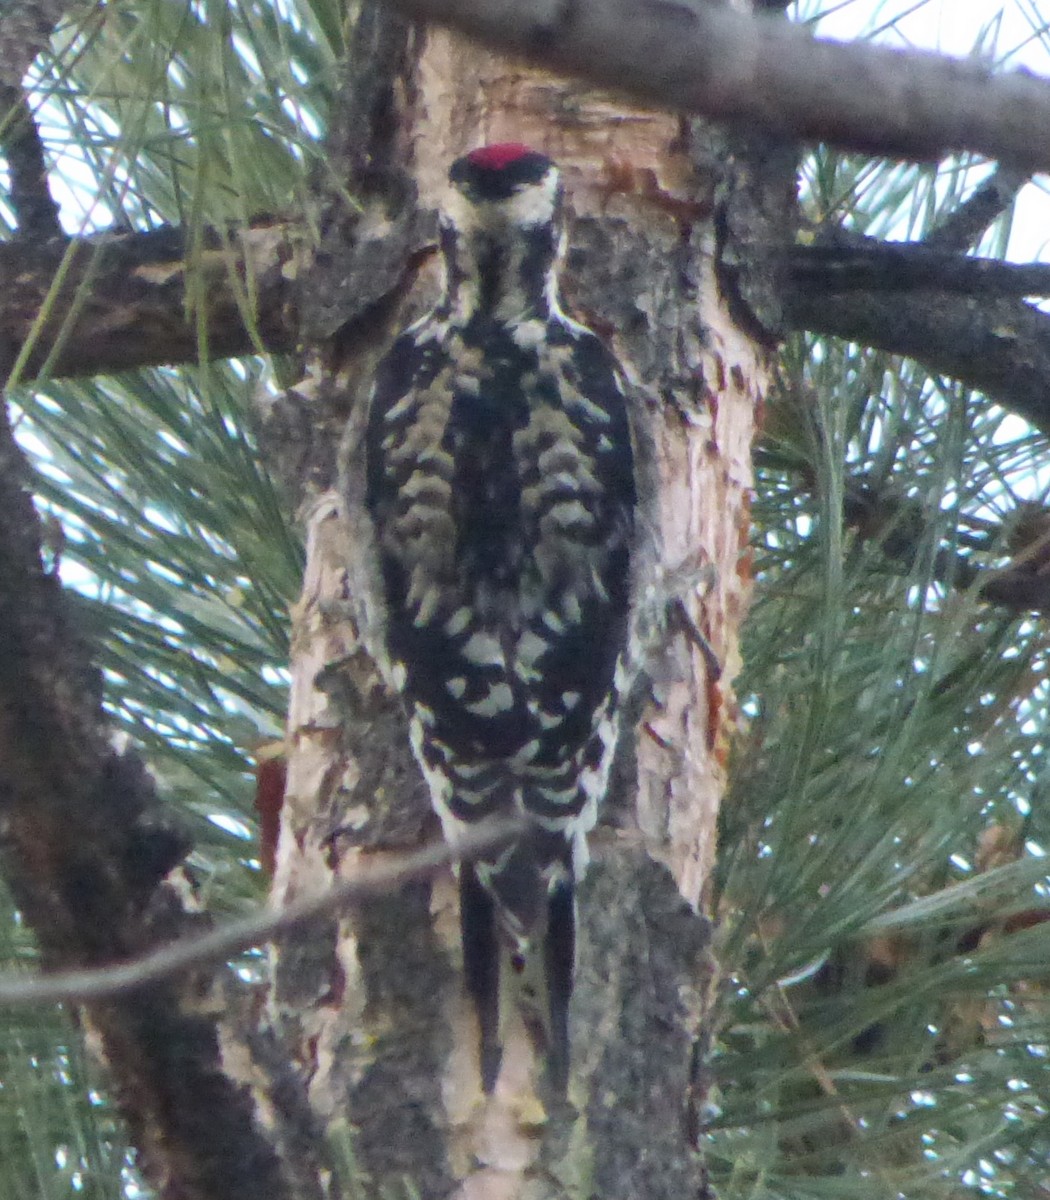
[[0, 818, 522, 1008], [924, 166, 1029, 252]]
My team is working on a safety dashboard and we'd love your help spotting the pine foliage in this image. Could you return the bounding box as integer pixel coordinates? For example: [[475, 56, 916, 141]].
[[712, 9, 1050, 1192], [0, 1, 337, 1193], [1, 1, 1049, 1197]]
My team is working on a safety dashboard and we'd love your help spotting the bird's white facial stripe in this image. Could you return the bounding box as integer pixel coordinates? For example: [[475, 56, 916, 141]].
[[503, 168, 559, 227], [443, 166, 560, 233], [441, 188, 480, 235]]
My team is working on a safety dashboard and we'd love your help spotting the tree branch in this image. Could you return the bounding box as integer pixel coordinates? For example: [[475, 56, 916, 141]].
[[924, 165, 1028, 251], [0, 393, 293, 1200], [5, 205, 1050, 462], [0, 0, 81, 88], [786, 237, 1050, 297], [6, 211, 1050, 455], [841, 481, 1050, 614], [0, 222, 300, 382], [377, 0, 1050, 171], [755, 467, 1050, 615], [783, 282, 1050, 436], [0, 90, 62, 238]]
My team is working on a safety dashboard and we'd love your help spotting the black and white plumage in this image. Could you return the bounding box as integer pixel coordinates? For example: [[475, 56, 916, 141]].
[[347, 144, 636, 1094]]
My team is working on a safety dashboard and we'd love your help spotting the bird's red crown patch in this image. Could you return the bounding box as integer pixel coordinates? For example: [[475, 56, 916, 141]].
[[466, 142, 534, 171]]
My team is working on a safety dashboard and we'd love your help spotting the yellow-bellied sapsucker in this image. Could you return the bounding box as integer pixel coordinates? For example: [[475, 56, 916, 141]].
[[345, 144, 636, 1094]]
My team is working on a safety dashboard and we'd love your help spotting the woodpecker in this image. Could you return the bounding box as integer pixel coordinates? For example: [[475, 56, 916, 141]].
[[347, 144, 636, 1094]]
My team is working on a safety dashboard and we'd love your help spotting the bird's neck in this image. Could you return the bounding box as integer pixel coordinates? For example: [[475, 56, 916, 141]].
[[440, 223, 563, 326]]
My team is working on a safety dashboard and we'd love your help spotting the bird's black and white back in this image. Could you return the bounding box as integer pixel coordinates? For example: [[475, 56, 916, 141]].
[[345, 143, 636, 1093]]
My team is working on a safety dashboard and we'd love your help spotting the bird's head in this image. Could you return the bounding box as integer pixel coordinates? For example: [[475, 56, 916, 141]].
[[445, 143, 561, 232], [439, 144, 565, 322]]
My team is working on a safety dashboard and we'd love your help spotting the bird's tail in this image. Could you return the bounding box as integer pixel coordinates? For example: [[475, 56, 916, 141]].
[[460, 829, 576, 1095]]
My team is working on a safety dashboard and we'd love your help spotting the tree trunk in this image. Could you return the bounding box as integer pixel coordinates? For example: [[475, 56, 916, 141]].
[[269, 5, 785, 1195]]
